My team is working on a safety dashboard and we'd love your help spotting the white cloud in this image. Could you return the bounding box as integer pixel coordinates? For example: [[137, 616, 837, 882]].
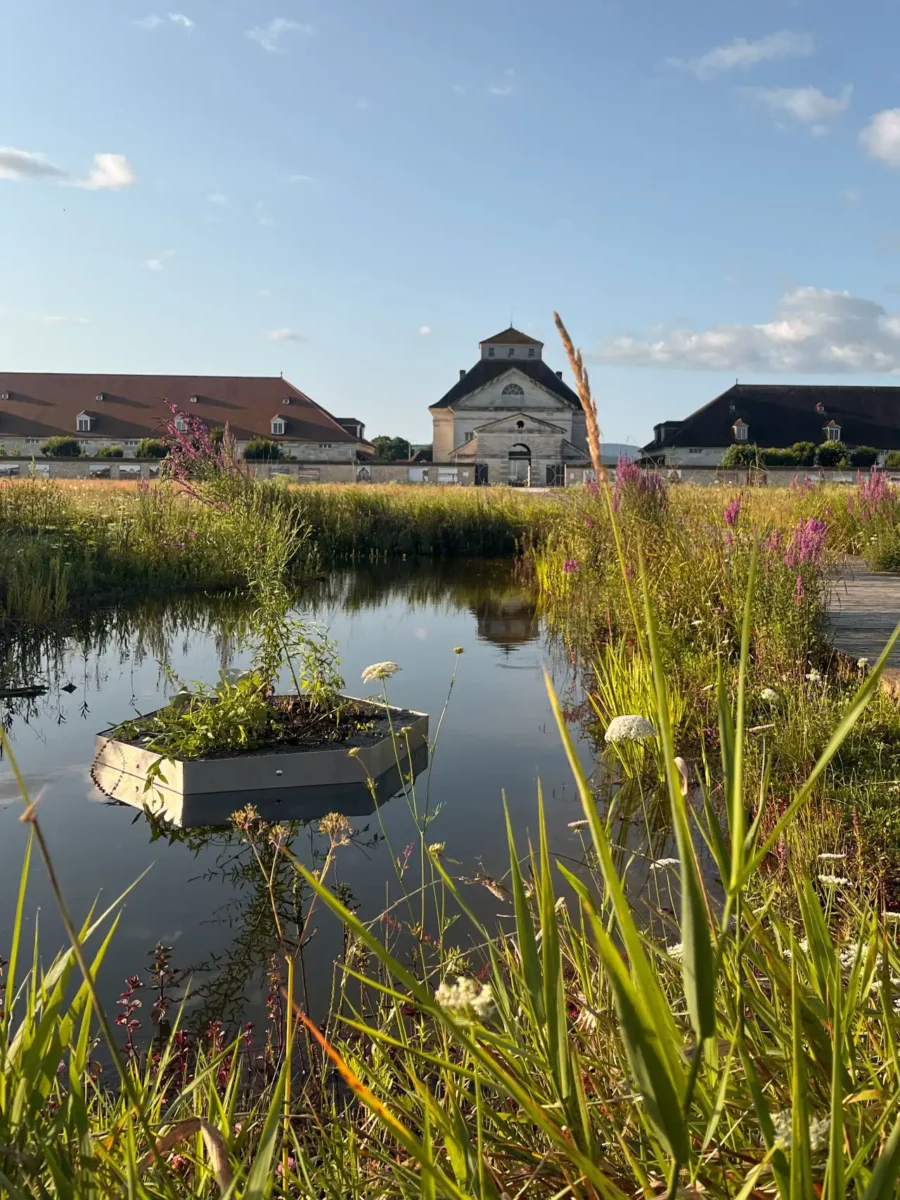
[[134, 13, 194, 29], [289, 173, 314, 183], [72, 153, 135, 190], [592, 286, 900, 374], [267, 328, 305, 342], [489, 67, 515, 96], [861, 109, 900, 167], [669, 30, 815, 80], [43, 315, 89, 325], [0, 148, 134, 191], [452, 83, 466, 96], [419, 325, 432, 336], [0, 147, 67, 181], [145, 250, 175, 271], [749, 84, 852, 128], [207, 192, 227, 205], [247, 18, 312, 53]]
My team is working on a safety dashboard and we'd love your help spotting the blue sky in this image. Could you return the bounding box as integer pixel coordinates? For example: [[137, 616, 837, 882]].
[[3, 1, 900, 445]]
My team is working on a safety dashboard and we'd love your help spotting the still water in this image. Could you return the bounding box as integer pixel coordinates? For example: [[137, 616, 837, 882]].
[[0, 559, 598, 1028]]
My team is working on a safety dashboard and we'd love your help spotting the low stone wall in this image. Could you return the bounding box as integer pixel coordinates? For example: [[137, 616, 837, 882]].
[[0, 458, 477, 485]]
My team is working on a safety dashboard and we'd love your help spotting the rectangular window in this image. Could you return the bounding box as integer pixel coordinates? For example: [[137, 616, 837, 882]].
[[827, 426, 841, 442], [488, 347, 495, 357], [508, 348, 515, 357], [464, 431, 473, 442], [319, 443, 333, 448], [77, 417, 91, 433], [528, 348, 535, 357], [688, 448, 703, 455], [734, 425, 748, 442]]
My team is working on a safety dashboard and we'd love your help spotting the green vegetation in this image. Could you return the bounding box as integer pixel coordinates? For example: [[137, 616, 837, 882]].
[[40, 435, 82, 458], [96, 443, 124, 459], [370, 434, 411, 460], [136, 437, 169, 459], [721, 441, 885, 469], [243, 437, 283, 461]]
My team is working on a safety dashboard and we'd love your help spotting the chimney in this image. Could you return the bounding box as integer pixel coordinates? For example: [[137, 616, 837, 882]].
[[556, 370, 563, 379], [459, 369, 466, 379]]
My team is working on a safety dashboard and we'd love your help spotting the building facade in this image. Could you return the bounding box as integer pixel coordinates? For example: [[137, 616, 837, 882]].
[[0, 373, 365, 461], [644, 383, 900, 466], [429, 328, 588, 486]]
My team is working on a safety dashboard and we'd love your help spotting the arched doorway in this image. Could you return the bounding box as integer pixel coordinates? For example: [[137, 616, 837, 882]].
[[508, 443, 531, 486]]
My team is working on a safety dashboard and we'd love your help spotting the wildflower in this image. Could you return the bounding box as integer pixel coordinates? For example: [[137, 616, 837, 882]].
[[666, 942, 684, 961], [361, 661, 400, 683], [858, 657, 869, 669], [650, 857, 679, 871], [817, 852, 846, 861], [568, 818, 590, 830], [723, 496, 741, 527], [605, 715, 656, 743], [760, 687, 779, 703], [563, 558, 580, 574], [453, 646, 464, 654], [428, 842, 446, 856], [772, 1110, 830, 1153], [348, 746, 360, 757], [805, 669, 822, 683], [319, 812, 351, 847], [818, 874, 850, 887], [434, 976, 496, 1023], [399, 725, 412, 735]]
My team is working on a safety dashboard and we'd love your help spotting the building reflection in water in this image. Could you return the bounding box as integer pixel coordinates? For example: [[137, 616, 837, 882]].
[[471, 591, 539, 654]]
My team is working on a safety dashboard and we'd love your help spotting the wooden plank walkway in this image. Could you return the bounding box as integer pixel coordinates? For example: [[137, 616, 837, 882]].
[[829, 557, 900, 667]]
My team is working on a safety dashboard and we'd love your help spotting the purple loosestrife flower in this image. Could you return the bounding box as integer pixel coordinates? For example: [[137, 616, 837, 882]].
[[784, 517, 827, 568], [563, 558, 580, 574], [794, 574, 805, 605], [765, 529, 782, 552], [723, 497, 741, 527]]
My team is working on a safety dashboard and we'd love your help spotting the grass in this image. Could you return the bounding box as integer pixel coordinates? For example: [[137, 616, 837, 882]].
[[5, 554, 900, 1196], [0, 478, 558, 627]]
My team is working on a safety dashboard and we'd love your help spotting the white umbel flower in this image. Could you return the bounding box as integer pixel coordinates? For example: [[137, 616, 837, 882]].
[[605, 715, 657, 744], [772, 1109, 830, 1153], [361, 662, 400, 683], [760, 687, 779, 703], [818, 874, 850, 887], [434, 976, 495, 1023], [650, 858, 680, 871]]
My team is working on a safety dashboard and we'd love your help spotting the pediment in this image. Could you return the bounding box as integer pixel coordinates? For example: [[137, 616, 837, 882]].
[[453, 368, 574, 411], [470, 411, 566, 435]]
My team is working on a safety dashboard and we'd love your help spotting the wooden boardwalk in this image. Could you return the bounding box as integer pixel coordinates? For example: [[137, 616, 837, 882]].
[[829, 558, 900, 667]]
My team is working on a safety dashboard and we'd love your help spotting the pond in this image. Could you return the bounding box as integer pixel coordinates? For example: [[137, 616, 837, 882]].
[[0, 558, 603, 1031]]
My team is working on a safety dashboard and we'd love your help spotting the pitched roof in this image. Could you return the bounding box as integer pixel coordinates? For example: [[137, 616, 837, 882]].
[[478, 327, 543, 346], [0, 373, 357, 444], [645, 384, 900, 452], [430, 360, 580, 410]]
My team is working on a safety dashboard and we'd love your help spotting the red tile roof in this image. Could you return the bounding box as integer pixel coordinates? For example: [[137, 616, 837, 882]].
[[0, 373, 357, 444], [478, 327, 544, 347]]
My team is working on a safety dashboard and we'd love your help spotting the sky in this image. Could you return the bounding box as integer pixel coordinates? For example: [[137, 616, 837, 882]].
[[3, 1, 900, 446]]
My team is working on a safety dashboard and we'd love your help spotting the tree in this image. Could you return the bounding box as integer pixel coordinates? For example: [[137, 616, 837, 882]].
[[243, 438, 283, 461], [41, 436, 82, 458], [815, 440, 848, 467], [96, 444, 124, 459], [885, 451, 900, 470], [371, 435, 411, 461], [136, 438, 168, 459], [720, 443, 759, 468], [848, 446, 879, 468]]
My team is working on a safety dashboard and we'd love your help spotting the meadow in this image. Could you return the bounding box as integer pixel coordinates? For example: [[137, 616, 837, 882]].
[[6, 461, 900, 1195]]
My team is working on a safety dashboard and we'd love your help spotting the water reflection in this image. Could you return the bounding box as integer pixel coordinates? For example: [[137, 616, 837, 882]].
[[0, 558, 590, 1030]]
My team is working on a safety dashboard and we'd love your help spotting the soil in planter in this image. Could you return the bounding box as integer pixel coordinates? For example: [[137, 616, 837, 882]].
[[111, 695, 420, 761]]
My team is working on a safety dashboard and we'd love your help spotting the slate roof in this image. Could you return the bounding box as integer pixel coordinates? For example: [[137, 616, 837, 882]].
[[644, 384, 900, 452], [479, 326, 543, 346], [0, 373, 357, 444], [430, 360, 581, 411]]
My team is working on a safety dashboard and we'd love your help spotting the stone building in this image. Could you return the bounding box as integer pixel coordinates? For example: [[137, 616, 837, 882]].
[[429, 328, 588, 485], [0, 372, 367, 461]]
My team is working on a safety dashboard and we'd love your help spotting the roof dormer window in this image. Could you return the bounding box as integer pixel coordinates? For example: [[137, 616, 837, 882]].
[[732, 420, 748, 442], [282, 396, 291, 405], [487, 347, 495, 357], [95, 393, 105, 402], [174, 415, 188, 432], [189, 395, 200, 404], [815, 401, 825, 414], [76, 412, 93, 433], [824, 421, 841, 442], [271, 417, 286, 436]]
